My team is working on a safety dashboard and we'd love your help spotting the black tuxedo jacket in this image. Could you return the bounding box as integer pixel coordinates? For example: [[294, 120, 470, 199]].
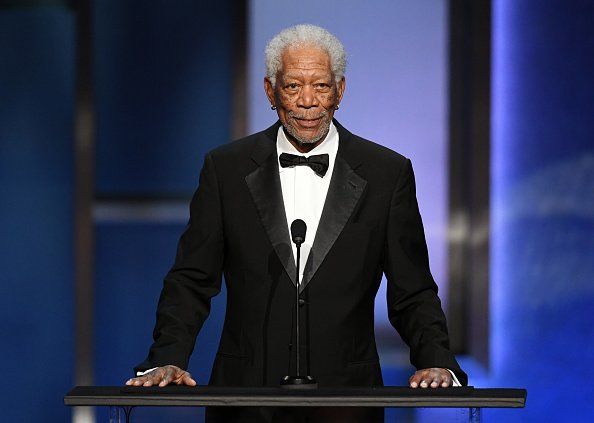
[[136, 120, 467, 387]]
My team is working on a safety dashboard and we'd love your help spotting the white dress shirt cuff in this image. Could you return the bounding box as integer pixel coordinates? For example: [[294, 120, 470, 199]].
[[136, 367, 158, 377], [446, 369, 462, 387]]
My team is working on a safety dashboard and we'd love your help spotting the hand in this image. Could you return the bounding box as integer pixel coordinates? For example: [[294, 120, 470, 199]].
[[125, 365, 197, 387], [409, 368, 452, 388]]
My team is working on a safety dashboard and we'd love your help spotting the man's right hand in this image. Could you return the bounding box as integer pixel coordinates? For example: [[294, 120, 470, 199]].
[[125, 365, 197, 387]]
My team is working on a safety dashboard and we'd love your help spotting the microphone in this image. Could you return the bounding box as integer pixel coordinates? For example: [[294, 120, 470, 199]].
[[290, 219, 306, 245], [281, 219, 317, 389]]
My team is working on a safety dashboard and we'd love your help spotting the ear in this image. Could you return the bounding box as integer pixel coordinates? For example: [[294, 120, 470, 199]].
[[336, 77, 346, 105], [264, 77, 276, 106]]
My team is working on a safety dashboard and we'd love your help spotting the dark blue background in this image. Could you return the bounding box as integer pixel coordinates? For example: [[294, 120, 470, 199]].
[[0, 7, 75, 422]]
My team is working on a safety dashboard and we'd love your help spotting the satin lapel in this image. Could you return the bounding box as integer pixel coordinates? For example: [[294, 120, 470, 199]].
[[301, 152, 367, 291], [245, 134, 297, 287]]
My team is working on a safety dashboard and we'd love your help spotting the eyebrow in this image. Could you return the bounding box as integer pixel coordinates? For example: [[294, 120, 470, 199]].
[[281, 72, 333, 82]]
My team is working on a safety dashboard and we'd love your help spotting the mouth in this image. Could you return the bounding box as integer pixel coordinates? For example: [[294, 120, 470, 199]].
[[293, 117, 323, 129]]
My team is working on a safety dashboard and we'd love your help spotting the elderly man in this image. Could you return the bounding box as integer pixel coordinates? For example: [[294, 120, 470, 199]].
[[127, 24, 466, 422]]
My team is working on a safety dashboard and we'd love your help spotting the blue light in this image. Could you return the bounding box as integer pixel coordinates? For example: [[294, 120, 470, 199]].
[[490, 1, 594, 420]]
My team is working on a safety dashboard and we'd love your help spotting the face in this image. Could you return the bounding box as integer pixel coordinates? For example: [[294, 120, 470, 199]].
[[265, 46, 345, 152]]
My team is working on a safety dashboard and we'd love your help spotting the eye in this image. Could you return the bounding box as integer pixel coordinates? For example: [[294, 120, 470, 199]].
[[285, 83, 299, 90]]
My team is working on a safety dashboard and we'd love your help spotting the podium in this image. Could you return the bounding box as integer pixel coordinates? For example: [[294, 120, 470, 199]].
[[64, 386, 526, 422]]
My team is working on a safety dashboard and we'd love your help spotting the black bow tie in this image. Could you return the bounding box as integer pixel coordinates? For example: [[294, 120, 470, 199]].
[[279, 153, 330, 177]]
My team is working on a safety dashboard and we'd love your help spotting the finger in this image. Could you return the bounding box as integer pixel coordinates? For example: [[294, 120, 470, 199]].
[[432, 369, 451, 388], [141, 368, 165, 386], [159, 367, 176, 387], [409, 371, 425, 388], [410, 368, 451, 389], [439, 371, 453, 388], [436, 372, 452, 388], [126, 376, 150, 386], [170, 368, 197, 386], [425, 369, 451, 388], [429, 372, 442, 388], [180, 372, 197, 386], [421, 372, 440, 388], [126, 377, 148, 386]]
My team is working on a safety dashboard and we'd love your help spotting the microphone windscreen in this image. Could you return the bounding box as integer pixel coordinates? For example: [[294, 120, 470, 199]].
[[290, 219, 307, 244]]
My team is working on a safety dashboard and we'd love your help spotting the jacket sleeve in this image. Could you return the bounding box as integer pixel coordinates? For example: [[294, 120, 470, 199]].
[[134, 153, 225, 373], [383, 159, 468, 386]]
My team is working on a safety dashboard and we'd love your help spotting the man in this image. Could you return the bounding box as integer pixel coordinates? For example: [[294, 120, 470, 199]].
[[127, 24, 467, 421]]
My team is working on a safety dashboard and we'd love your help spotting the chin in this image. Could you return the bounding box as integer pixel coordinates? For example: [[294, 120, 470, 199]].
[[297, 133, 322, 143], [282, 118, 330, 146], [294, 126, 327, 143]]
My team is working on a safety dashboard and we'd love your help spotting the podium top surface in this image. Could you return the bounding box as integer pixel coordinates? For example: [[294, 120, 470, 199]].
[[64, 386, 527, 408]]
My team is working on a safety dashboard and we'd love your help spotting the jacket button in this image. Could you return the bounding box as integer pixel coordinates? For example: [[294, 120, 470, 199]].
[[298, 299, 305, 307]]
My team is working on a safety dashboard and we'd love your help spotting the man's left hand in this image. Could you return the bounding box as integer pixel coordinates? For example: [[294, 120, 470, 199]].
[[409, 368, 452, 388]]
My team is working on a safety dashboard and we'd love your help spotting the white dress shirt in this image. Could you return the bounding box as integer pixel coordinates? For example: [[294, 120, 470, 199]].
[[276, 122, 339, 284]]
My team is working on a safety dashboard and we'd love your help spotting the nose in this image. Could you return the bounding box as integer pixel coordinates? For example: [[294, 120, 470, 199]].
[[297, 84, 318, 108]]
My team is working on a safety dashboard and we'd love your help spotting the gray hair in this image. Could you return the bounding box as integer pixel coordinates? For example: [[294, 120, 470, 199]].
[[265, 24, 347, 87]]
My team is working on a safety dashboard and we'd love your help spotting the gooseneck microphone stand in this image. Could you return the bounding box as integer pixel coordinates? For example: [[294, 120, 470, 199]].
[[280, 219, 318, 389]]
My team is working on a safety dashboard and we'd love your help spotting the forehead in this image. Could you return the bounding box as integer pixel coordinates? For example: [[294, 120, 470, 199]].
[[279, 45, 332, 76]]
